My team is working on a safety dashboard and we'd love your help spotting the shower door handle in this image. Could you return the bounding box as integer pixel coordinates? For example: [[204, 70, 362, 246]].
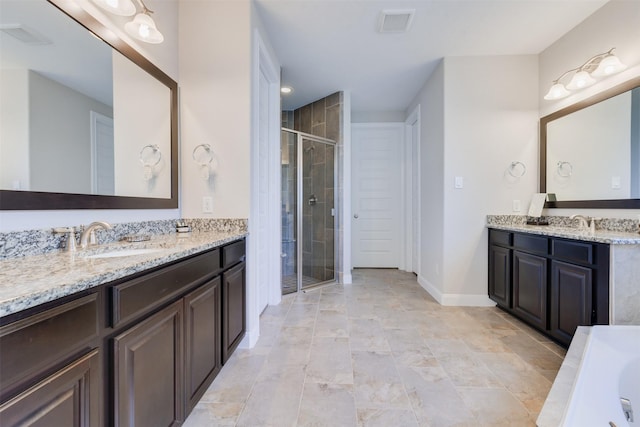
[[353, 214, 359, 219]]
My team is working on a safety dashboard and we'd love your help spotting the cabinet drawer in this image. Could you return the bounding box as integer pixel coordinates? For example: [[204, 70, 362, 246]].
[[110, 249, 220, 328], [513, 233, 548, 255], [0, 294, 98, 402], [222, 240, 246, 269], [552, 239, 593, 265], [489, 229, 512, 247]]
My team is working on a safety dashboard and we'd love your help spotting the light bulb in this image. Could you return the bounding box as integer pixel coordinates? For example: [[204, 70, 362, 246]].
[[139, 24, 150, 38], [544, 83, 571, 101], [566, 70, 596, 90], [592, 54, 627, 77], [106, 0, 118, 7]]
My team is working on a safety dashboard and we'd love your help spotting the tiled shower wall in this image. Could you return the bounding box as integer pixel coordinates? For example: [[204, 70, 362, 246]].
[[291, 92, 343, 282]]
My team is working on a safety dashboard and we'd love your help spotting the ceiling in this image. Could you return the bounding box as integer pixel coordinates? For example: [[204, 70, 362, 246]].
[[254, 0, 609, 113]]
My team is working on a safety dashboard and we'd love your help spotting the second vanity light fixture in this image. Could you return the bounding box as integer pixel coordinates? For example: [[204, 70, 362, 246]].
[[544, 48, 626, 101], [91, 0, 164, 44]]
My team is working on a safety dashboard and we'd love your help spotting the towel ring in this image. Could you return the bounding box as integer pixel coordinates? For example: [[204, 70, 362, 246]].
[[139, 144, 162, 167], [139, 145, 161, 181], [508, 161, 526, 178], [192, 144, 214, 166], [557, 161, 573, 177]]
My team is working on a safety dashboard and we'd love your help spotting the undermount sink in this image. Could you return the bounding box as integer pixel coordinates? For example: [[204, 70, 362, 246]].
[[83, 248, 164, 259]]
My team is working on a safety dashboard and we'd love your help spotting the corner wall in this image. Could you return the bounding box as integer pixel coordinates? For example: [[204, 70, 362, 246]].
[[179, 0, 252, 219], [408, 55, 539, 305]]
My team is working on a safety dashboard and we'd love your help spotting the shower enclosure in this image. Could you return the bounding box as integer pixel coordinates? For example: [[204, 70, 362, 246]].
[[281, 129, 337, 294]]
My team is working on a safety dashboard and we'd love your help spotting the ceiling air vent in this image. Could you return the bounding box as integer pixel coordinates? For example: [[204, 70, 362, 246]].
[[378, 9, 415, 33], [0, 24, 52, 45]]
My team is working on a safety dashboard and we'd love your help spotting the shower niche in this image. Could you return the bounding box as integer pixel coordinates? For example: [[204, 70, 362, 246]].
[[281, 129, 337, 294]]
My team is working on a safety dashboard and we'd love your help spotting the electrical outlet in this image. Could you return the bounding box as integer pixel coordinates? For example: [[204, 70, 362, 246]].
[[513, 199, 521, 212], [202, 196, 213, 213]]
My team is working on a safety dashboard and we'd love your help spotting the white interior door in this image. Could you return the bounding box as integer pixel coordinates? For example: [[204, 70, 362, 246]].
[[90, 111, 114, 195], [351, 124, 403, 268]]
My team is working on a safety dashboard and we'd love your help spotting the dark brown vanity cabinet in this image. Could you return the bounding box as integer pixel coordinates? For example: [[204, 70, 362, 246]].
[[0, 238, 246, 427], [113, 301, 184, 427], [488, 229, 609, 346], [221, 240, 247, 364]]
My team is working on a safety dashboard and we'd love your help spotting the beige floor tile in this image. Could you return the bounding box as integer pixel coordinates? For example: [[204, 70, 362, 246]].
[[314, 309, 349, 337], [352, 351, 410, 409], [457, 387, 533, 426], [183, 402, 245, 427], [437, 353, 502, 388], [283, 304, 318, 328], [349, 319, 391, 352], [307, 337, 354, 384], [357, 408, 418, 427], [297, 383, 357, 427]]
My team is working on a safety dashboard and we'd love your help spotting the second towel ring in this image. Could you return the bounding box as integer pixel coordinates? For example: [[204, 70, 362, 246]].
[[508, 161, 526, 178], [193, 144, 214, 166], [139, 144, 162, 167], [557, 161, 573, 177]]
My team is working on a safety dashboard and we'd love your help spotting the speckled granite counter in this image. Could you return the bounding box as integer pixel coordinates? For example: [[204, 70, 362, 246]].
[[0, 230, 246, 318], [536, 326, 589, 427], [487, 218, 640, 245]]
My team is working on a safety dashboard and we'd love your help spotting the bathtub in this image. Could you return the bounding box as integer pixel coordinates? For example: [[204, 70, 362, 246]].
[[561, 326, 640, 427]]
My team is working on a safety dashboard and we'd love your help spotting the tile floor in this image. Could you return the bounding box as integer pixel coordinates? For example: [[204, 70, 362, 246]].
[[183, 269, 566, 427]]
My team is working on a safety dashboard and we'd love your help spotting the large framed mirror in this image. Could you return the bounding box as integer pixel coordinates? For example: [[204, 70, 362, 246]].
[[540, 76, 640, 209], [0, 0, 178, 210]]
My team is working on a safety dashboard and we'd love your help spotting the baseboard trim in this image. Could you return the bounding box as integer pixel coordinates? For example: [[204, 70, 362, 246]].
[[418, 275, 495, 307], [239, 325, 259, 349]]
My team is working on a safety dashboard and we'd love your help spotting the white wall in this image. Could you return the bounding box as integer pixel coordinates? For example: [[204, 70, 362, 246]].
[[539, 0, 640, 219], [113, 52, 171, 198], [29, 70, 112, 194], [0, 0, 180, 232], [408, 56, 539, 304], [179, 0, 252, 219], [352, 111, 405, 123], [0, 69, 30, 191]]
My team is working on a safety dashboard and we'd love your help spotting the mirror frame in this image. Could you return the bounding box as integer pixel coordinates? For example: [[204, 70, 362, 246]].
[[0, 0, 178, 210], [540, 75, 640, 209]]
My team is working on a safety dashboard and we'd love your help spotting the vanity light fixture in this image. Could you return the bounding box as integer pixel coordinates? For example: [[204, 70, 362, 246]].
[[91, 0, 136, 16], [544, 48, 627, 101], [91, 0, 164, 44]]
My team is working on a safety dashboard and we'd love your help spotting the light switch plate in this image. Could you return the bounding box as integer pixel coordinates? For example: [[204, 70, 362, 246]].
[[454, 176, 464, 189], [611, 176, 621, 189], [512, 200, 521, 212]]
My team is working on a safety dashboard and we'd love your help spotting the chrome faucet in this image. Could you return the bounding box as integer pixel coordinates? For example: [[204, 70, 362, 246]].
[[79, 221, 113, 249], [570, 214, 590, 229]]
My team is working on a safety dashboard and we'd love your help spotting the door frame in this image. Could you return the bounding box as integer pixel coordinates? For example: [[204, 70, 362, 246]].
[[247, 29, 280, 348], [405, 105, 421, 275]]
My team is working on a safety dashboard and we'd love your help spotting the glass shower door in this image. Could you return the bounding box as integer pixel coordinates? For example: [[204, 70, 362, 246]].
[[300, 137, 335, 289], [281, 129, 336, 294], [281, 130, 298, 295]]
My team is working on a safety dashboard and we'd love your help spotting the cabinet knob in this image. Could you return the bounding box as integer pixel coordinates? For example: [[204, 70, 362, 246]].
[[353, 214, 359, 219]]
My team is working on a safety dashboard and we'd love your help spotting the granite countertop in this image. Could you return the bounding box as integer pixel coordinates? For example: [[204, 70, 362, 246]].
[[0, 230, 247, 318], [487, 223, 640, 245], [536, 326, 589, 427]]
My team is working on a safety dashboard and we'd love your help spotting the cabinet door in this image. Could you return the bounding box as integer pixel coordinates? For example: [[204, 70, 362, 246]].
[[0, 350, 100, 427], [185, 278, 221, 414], [550, 260, 592, 346], [513, 251, 548, 330], [488, 245, 511, 308], [113, 301, 183, 427], [222, 262, 246, 364]]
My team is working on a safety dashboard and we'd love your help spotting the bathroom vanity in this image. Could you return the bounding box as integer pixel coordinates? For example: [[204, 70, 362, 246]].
[[487, 217, 640, 346], [0, 233, 246, 427], [488, 228, 609, 346]]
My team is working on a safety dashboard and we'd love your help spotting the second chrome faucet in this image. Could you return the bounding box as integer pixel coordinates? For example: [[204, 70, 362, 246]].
[[79, 221, 113, 249]]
